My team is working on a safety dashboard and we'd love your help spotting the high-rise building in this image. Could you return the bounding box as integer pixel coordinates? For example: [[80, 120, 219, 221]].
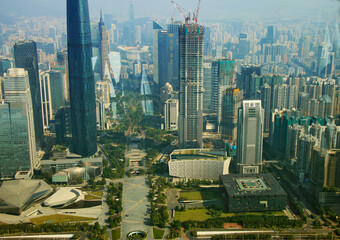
[[298, 36, 311, 58], [67, 0, 97, 157], [210, 59, 236, 127], [221, 88, 243, 142], [178, 24, 204, 148], [203, 56, 212, 113], [237, 100, 264, 174], [49, 70, 66, 115], [0, 68, 37, 178], [129, 2, 135, 45], [39, 71, 52, 129], [0, 58, 11, 77], [267, 26, 274, 44], [297, 134, 318, 177], [99, 12, 111, 81], [311, 148, 340, 189], [14, 40, 44, 148], [164, 99, 179, 131], [285, 124, 304, 163], [167, 22, 181, 90], [237, 65, 261, 98], [153, 22, 170, 87], [260, 83, 271, 133]]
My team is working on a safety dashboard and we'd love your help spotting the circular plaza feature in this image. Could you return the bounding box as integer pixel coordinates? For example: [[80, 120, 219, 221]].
[[127, 230, 147, 240]]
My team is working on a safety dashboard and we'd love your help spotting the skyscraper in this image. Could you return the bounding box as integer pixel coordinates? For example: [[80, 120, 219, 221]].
[[237, 100, 264, 174], [210, 59, 236, 131], [178, 24, 204, 148], [153, 21, 170, 87], [260, 83, 271, 133], [99, 12, 111, 81], [221, 88, 243, 142], [14, 40, 44, 148], [0, 68, 37, 178], [167, 22, 181, 90], [67, 0, 97, 157]]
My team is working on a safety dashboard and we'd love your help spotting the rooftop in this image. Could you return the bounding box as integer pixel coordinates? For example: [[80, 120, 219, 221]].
[[170, 149, 227, 161], [220, 173, 286, 197]]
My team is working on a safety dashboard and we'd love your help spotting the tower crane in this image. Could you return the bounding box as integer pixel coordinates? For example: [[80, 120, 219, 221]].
[[192, 0, 201, 24], [226, 39, 239, 60], [170, 0, 190, 24]]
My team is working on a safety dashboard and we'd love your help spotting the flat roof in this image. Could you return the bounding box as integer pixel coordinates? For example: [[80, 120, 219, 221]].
[[220, 173, 286, 197], [170, 149, 227, 161]]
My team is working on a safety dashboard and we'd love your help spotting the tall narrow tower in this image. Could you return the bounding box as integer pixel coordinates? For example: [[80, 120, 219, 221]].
[[14, 40, 44, 148], [67, 0, 97, 157], [237, 100, 264, 174], [178, 24, 204, 148]]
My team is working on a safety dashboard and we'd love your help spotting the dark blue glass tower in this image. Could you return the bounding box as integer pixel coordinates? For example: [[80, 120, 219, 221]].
[[67, 0, 97, 157]]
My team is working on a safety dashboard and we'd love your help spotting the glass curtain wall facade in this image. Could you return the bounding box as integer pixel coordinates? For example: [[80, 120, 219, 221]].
[[67, 0, 97, 157]]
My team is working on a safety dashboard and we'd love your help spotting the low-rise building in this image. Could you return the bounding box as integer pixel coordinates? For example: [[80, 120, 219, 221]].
[[220, 173, 287, 213], [168, 149, 230, 180]]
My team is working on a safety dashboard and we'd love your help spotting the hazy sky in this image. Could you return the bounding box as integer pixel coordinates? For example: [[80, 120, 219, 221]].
[[0, 0, 338, 23]]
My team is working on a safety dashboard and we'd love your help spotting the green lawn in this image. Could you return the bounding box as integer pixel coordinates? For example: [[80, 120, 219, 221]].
[[112, 228, 121, 240], [175, 208, 286, 222], [175, 208, 233, 221], [153, 227, 165, 239], [30, 214, 97, 225], [180, 189, 221, 201], [84, 191, 103, 200]]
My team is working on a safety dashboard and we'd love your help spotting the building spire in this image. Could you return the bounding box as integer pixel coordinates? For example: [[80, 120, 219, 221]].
[[100, 9, 103, 23]]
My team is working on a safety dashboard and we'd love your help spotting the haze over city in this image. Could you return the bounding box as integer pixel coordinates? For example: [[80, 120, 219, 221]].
[[0, 0, 339, 239]]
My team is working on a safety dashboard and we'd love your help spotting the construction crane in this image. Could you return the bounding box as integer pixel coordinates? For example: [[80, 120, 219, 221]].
[[226, 39, 239, 60], [192, 0, 201, 23], [170, 0, 190, 24]]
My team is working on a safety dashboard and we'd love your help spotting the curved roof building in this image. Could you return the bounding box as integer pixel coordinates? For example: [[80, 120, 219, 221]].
[[169, 149, 230, 180], [0, 180, 52, 215], [43, 187, 84, 208]]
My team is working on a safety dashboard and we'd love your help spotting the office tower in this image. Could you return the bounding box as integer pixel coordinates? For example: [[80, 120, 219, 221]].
[[48, 70, 66, 115], [298, 36, 311, 58], [129, 2, 135, 45], [96, 99, 106, 130], [153, 21, 169, 87], [267, 26, 274, 44], [211, 59, 236, 131], [67, 0, 97, 157], [178, 24, 204, 148], [39, 71, 52, 129], [167, 22, 181, 90], [236, 33, 250, 59], [99, 12, 110, 81], [311, 148, 340, 189], [261, 84, 271, 133], [237, 65, 261, 98], [0, 68, 37, 178], [160, 82, 174, 104], [203, 56, 212, 113], [237, 100, 264, 174], [211, 59, 236, 113], [14, 40, 44, 148], [0, 58, 11, 76], [164, 99, 179, 131], [221, 88, 243, 142], [55, 106, 72, 144], [153, 21, 163, 85]]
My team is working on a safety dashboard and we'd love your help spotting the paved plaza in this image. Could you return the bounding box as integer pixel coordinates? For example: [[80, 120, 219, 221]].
[[121, 176, 153, 239]]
